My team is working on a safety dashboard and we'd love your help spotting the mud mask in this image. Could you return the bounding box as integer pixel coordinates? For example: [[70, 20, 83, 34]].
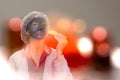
[[26, 17, 47, 39]]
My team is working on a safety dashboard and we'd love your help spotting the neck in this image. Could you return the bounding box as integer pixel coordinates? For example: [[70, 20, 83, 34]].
[[29, 39, 44, 52], [27, 39, 45, 67]]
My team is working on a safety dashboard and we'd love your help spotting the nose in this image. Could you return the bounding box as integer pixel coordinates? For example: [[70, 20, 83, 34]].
[[39, 25, 46, 31]]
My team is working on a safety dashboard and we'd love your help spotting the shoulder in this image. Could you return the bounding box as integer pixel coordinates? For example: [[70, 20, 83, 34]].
[[9, 49, 24, 60]]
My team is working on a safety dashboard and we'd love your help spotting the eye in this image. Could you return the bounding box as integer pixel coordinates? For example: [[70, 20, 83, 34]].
[[41, 23, 47, 27], [31, 22, 39, 27]]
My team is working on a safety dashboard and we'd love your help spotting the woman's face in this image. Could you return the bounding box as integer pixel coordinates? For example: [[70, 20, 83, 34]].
[[26, 17, 47, 40]]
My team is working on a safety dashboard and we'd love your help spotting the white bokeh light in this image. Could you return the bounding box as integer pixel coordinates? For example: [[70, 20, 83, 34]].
[[77, 37, 93, 58], [111, 47, 120, 69]]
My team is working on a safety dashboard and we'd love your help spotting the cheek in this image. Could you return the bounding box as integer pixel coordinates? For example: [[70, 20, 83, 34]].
[[29, 27, 38, 32]]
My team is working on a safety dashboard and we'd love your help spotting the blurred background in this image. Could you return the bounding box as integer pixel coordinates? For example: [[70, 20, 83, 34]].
[[0, 0, 120, 80]]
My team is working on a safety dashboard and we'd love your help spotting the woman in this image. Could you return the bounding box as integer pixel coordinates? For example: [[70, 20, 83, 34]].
[[9, 11, 73, 80]]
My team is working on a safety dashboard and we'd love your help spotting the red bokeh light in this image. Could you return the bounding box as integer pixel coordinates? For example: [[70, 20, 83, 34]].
[[8, 17, 21, 32], [95, 42, 110, 57], [92, 26, 108, 42]]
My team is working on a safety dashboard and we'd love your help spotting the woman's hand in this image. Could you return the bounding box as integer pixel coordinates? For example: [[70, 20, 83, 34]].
[[54, 33, 68, 57]]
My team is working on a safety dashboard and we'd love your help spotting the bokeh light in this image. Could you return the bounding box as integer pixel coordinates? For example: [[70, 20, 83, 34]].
[[56, 18, 72, 32], [77, 37, 93, 58], [72, 19, 86, 34], [110, 47, 120, 69], [8, 17, 21, 32], [92, 26, 108, 42], [95, 42, 110, 57]]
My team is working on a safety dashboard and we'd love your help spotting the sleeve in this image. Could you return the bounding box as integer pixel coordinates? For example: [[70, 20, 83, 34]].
[[43, 48, 73, 80], [52, 55, 73, 80], [8, 56, 18, 71]]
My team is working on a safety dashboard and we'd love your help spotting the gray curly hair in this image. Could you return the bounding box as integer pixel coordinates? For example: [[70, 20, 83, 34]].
[[21, 11, 50, 44]]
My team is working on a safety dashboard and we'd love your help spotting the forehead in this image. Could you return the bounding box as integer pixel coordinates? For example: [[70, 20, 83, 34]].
[[30, 17, 46, 23]]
